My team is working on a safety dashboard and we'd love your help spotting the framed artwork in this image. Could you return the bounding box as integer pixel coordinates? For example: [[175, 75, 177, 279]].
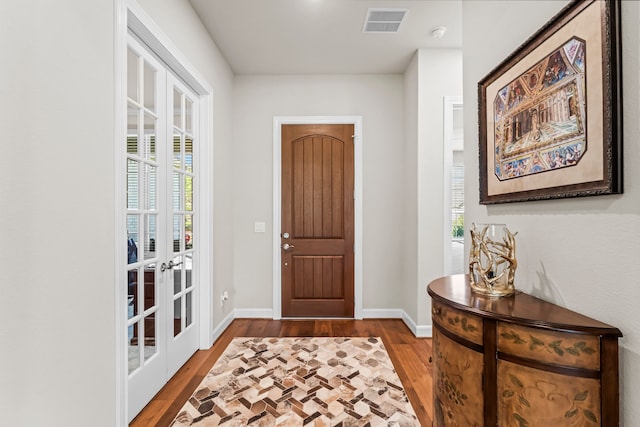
[[478, 0, 622, 204]]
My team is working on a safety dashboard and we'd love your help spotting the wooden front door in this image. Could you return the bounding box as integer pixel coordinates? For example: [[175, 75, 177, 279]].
[[281, 124, 355, 317]]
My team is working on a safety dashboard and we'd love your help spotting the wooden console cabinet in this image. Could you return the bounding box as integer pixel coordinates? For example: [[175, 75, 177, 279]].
[[428, 274, 622, 426]]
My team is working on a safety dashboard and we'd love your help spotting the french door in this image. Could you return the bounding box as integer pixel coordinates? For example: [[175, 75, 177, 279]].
[[125, 36, 199, 421]]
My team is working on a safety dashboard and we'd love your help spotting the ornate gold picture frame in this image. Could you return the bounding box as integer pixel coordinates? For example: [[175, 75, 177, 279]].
[[478, 0, 622, 204]]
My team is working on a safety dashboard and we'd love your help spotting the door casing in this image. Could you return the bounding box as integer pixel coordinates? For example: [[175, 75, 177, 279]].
[[273, 116, 363, 319], [443, 96, 464, 276]]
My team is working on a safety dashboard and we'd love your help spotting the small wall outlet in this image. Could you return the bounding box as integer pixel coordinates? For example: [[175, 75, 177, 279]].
[[220, 290, 229, 307]]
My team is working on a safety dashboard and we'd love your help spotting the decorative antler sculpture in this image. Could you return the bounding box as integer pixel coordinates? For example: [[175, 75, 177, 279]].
[[469, 223, 517, 297]]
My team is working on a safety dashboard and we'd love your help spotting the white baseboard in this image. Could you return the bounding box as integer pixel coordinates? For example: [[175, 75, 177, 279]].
[[363, 309, 432, 338], [210, 310, 234, 345], [362, 308, 405, 318], [414, 325, 432, 338], [400, 311, 419, 336], [234, 308, 274, 318]]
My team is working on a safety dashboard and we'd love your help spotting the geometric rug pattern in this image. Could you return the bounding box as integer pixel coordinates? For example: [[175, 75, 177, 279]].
[[170, 337, 420, 426]]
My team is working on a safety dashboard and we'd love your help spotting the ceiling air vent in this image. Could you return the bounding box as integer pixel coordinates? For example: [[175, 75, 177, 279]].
[[363, 8, 408, 33]]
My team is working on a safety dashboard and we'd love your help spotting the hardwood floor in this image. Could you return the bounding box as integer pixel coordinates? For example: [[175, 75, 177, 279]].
[[130, 319, 434, 426]]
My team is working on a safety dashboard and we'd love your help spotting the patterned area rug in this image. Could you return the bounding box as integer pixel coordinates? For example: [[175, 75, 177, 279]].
[[171, 337, 420, 426]]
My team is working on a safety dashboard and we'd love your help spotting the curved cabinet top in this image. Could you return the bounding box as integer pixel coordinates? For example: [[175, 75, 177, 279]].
[[428, 274, 622, 337]]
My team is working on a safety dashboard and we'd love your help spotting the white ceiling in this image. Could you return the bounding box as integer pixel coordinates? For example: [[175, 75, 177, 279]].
[[188, 0, 462, 75]]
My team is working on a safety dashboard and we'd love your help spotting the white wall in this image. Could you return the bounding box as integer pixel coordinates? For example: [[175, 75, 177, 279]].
[[463, 1, 640, 423], [232, 75, 405, 314], [136, 0, 235, 330], [416, 49, 463, 326], [0, 1, 116, 425], [404, 49, 464, 329], [233, 57, 462, 330], [403, 54, 420, 321], [0, 0, 235, 425]]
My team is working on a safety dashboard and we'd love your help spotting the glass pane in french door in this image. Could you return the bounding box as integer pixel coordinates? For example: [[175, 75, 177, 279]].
[[126, 46, 160, 376], [170, 84, 196, 339]]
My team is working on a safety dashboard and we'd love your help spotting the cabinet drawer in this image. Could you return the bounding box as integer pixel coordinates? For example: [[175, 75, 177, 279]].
[[497, 323, 600, 370], [432, 300, 483, 345]]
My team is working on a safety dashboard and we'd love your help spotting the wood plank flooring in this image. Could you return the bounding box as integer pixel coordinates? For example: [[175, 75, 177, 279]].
[[130, 319, 433, 426]]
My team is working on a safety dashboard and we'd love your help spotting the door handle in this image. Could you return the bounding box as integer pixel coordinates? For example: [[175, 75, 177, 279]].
[[282, 243, 295, 251], [160, 260, 183, 272]]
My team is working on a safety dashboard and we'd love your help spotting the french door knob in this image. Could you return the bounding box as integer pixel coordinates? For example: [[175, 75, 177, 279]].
[[160, 260, 183, 272]]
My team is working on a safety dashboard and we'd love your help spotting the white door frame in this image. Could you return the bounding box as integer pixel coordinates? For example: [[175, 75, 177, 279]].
[[272, 116, 363, 319], [115, 0, 214, 424], [443, 96, 463, 275]]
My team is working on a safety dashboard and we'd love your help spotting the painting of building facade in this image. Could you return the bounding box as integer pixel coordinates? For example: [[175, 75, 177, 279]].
[[493, 38, 586, 181]]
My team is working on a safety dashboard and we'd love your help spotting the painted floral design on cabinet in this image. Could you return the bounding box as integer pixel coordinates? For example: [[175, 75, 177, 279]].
[[433, 328, 483, 426], [498, 360, 600, 426], [497, 324, 600, 370], [432, 302, 483, 346]]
